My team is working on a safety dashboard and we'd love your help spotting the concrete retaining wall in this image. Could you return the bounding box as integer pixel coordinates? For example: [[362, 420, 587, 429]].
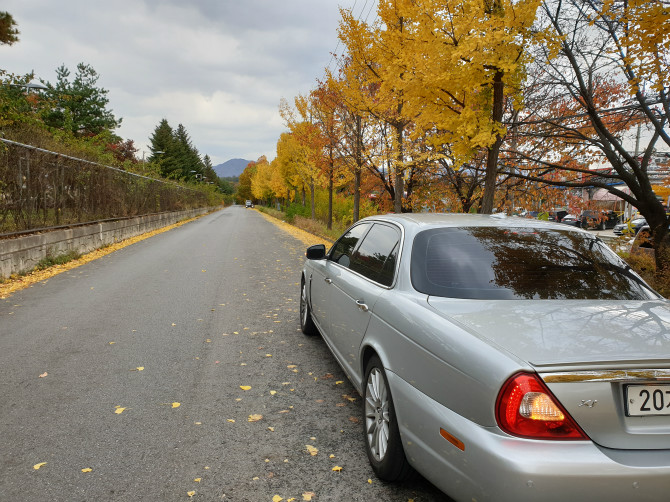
[[0, 208, 213, 279]]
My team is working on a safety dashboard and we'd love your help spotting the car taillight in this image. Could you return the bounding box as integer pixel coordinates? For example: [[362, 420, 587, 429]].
[[495, 372, 588, 440]]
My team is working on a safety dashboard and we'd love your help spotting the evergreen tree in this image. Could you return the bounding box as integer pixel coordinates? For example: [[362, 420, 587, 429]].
[[0, 11, 19, 46], [173, 123, 204, 180], [148, 119, 179, 178], [203, 154, 218, 184], [41, 63, 121, 136]]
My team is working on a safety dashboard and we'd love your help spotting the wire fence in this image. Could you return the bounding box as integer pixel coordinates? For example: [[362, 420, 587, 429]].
[[0, 139, 209, 236]]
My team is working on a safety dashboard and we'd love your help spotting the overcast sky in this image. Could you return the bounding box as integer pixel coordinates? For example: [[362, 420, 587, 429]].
[[1, 0, 374, 165]]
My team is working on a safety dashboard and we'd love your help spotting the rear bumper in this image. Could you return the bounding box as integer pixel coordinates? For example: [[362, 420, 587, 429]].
[[388, 371, 670, 502]]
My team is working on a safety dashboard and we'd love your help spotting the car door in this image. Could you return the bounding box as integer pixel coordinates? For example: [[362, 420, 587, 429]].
[[326, 222, 401, 381], [308, 222, 371, 336]]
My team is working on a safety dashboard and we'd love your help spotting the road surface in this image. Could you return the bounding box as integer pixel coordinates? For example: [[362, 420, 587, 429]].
[[0, 206, 449, 502]]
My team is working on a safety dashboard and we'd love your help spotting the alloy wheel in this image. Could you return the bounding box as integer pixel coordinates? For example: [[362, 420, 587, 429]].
[[365, 367, 390, 461]]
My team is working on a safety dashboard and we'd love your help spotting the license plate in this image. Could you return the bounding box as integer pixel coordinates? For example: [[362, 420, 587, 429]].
[[626, 384, 670, 416]]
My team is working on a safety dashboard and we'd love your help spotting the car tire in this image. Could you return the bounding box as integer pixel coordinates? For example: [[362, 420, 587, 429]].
[[363, 356, 413, 482], [300, 278, 318, 336]]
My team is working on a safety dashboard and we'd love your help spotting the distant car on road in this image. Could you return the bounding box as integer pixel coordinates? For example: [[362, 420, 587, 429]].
[[245, 200, 253, 208], [300, 213, 669, 502]]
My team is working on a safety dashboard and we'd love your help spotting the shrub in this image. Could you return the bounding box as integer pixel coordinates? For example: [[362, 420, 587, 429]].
[[34, 250, 82, 271]]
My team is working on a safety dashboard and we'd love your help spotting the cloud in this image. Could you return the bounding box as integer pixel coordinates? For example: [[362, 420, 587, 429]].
[[0, 0, 361, 164]]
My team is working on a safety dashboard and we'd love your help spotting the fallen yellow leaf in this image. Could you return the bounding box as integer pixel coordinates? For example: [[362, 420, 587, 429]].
[[273, 496, 283, 502], [39, 372, 48, 378], [303, 492, 316, 501], [227, 419, 236, 423], [136, 367, 144, 371], [367, 478, 372, 484], [194, 478, 201, 482], [268, 427, 275, 432], [115, 406, 126, 414], [187, 490, 196, 497], [270, 390, 277, 395], [332, 466, 342, 472], [33, 462, 47, 470], [335, 381, 344, 385], [248, 414, 263, 422], [81, 468, 93, 473], [306, 445, 318, 456], [172, 402, 181, 408], [240, 385, 251, 391]]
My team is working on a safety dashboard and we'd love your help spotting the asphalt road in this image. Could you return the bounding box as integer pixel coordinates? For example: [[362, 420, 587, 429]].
[[0, 206, 449, 502]]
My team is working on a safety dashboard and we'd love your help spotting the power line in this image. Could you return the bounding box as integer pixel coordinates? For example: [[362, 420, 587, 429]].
[[323, 0, 375, 78]]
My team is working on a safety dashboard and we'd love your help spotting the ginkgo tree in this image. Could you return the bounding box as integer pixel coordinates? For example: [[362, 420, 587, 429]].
[[397, 0, 543, 213], [335, 2, 422, 213]]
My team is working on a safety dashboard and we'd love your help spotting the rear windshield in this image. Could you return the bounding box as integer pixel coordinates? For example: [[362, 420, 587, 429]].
[[411, 227, 657, 300]]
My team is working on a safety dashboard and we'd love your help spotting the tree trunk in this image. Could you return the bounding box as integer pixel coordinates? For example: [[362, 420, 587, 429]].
[[354, 167, 361, 223], [480, 69, 504, 214], [310, 180, 315, 219], [327, 147, 333, 230], [353, 115, 362, 223], [394, 124, 404, 214]]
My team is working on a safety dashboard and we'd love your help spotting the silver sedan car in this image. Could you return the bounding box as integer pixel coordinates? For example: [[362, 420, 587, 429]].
[[299, 213, 670, 502]]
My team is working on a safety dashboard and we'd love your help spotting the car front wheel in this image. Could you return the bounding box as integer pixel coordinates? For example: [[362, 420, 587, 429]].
[[300, 279, 318, 336], [364, 356, 413, 481]]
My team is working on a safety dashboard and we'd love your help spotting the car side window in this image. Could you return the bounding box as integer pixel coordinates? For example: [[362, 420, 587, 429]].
[[349, 223, 401, 286], [330, 223, 370, 268]]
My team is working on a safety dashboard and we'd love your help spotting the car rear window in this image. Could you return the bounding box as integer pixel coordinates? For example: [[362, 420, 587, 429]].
[[411, 227, 657, 300]]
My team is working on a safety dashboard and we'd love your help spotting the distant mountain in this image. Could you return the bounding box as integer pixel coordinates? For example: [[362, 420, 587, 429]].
[[214, 158, 252, 178]]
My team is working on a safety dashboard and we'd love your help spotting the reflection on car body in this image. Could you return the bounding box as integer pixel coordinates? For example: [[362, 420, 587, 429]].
[[300, 213, 670, 502]]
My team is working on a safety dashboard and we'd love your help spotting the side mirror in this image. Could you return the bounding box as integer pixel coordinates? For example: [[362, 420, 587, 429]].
[[305, 244, 326, 260]]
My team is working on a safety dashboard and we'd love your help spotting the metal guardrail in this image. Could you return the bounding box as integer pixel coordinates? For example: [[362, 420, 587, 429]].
[[0, 139, 208, 235]]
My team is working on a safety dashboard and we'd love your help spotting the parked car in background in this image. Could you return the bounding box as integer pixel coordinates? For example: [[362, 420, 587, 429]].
[[559, 214, 580, 226], [613, 217, 646, 235], [300, 213, 669, 502], [548, 209, 568, 222], [579, 210, 619, 230], [245, 200, 253, 208]]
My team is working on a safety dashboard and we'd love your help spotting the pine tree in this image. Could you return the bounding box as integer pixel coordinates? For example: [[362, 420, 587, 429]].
[[41, 63, 121, 136]]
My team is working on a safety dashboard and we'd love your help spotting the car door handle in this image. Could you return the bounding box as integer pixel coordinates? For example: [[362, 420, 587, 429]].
[[325, 278, 333, 284], [356, 300, 369, 312]]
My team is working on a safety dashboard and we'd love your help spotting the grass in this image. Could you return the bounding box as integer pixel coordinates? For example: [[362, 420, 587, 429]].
[[34, 250, 83, 271], [256, 206, 340, 242]]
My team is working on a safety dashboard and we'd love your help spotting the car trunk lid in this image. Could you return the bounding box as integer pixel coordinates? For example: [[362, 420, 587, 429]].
[[427, 298, 670, 449]]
